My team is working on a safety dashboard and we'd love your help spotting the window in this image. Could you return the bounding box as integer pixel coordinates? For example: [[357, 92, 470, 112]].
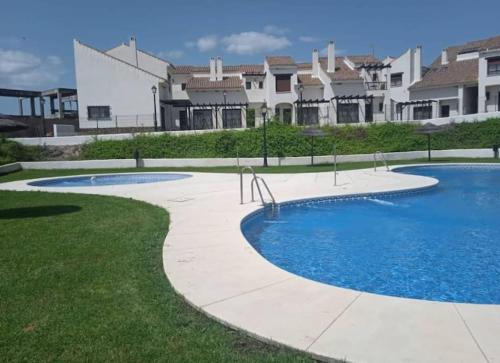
[[87, 106, 110, 120], [193, 109, 213, 130], [258, 81, 264, 89], [181, 83, 186, 91], [297, 107, 319, 125], [440, 105, 450, 118], [413, 106, 432, 120], [378, 102, 384, 112], [337, 104, 359, 123], [246, 81, 252, 90], [372, 73, 378, 82], [391, 73, 403, 87], [486, 92, 490, 101], [275, 74, 291, 92], [487, 57, 500, 76], [222, 109, 242, 128]]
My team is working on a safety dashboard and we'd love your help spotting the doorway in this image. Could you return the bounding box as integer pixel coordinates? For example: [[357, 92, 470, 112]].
[[440, 104, 450, 118], [179, 110, 188, 130]]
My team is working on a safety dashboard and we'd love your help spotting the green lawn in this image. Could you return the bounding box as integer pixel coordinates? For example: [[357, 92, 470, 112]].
[[0, 191, 313, 362], [1, 157, 499, 183]]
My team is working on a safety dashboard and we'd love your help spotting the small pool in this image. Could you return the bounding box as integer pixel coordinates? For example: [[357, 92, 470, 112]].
[[242, 165, 500, 304], [28, 173, 191, 187]]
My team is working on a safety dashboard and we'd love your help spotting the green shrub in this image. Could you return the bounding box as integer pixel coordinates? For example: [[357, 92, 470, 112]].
[[80, 118, 500, 160], [0, 138, 43, 165]]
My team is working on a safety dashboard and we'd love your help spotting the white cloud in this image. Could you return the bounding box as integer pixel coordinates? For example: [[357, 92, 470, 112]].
[[299, 36, 319, 43], [185, 35, 218, 52], [263, 25, 288, 35], [222, 32, 291, 55], [158, 49, 184, 59], [0, 49, 64, 88]]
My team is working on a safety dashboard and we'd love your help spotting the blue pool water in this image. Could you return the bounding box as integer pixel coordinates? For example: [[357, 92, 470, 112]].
[[28, 173, 191, 187], [242, 165, 500, 304]]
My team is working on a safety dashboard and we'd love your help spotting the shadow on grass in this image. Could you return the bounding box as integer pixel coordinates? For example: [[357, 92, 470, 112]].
[[0, 205, 82, 219]]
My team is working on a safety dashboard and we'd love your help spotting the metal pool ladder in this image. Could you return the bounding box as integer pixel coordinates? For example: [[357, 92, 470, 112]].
[[240, 166, 276, 208], [373, 151, 390, 172]]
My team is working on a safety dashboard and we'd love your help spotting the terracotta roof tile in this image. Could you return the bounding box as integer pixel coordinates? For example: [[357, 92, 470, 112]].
[[185, 76, 242, 90], [266, 56, 295, 66], [173, 64, 264, 75], [410, 59, 478, 90], [297, 74, 323, 86], [411, 35, 500, 90], [321, 57, 362, 81]]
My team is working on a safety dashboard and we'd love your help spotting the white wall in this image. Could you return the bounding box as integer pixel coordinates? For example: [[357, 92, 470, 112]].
[[74, 40, 164, 129]]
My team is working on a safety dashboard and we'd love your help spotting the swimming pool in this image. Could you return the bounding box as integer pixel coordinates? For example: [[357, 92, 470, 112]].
[[242, 165, 500, 304], [28, 173, 191, 187]]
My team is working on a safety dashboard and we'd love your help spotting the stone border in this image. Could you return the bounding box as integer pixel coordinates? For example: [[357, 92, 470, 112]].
[[0, 148, 495, 172], [0, 166, 499, 363]]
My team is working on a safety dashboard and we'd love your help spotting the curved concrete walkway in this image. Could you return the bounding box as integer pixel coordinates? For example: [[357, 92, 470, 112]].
[[1, 167, 499, 363]]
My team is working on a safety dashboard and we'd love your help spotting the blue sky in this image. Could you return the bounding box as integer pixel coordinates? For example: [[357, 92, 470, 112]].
[[0, 0, 499, 112]]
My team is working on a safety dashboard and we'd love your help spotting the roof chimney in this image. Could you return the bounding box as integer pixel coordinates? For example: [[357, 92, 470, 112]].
[[441, 48, 448, 66], [312, 49, 320, 78], [414, 46, 422, 82], [209, 57, 216, 81], [129, 36, 138, 67], [216, 56, 223, 81], [327, 41, 336, 73]]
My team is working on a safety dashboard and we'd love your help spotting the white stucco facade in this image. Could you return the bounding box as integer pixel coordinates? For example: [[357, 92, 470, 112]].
[[73, 35, 500, 131]]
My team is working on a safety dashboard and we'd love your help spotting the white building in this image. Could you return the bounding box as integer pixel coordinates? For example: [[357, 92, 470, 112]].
[[73, 35, 500, 131], [408, 35, 500, 121]]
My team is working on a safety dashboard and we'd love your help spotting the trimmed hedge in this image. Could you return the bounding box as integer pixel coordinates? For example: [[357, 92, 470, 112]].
[[80, 119, 500, 160]]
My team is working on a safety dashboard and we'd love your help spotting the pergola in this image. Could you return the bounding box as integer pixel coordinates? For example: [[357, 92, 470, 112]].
[[293, 98, 330, 125], [331, 95, 374, 123], [0, 87, 77, 119], [356, 63, 392, 71], [162, 99, 249, 130], [396, 100, 436, 121]]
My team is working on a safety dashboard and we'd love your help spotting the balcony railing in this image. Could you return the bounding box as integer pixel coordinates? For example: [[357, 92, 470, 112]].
[[365, 82, 387, 90]]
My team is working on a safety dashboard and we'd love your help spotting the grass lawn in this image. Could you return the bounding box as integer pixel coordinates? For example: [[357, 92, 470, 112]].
[[0, 191, 313, 362], [1, 157, 499, 183]]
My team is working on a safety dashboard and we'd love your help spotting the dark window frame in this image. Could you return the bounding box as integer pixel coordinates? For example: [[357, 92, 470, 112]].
[[87, 106, 111, 120], [222, 108, 242, 129], [487, 57, 500, 76], [337, 103, 359, 124], [181, 83, 186, 91], [378, 102, 384, 112], [245, 81, 252, 90], [192, 109, 213, 130], [258, 81, 264, 89], [298, 106, 319, 125], [413, 106, 432, 120], [275, 74, 292, 93], [391, 73, 403, 87]]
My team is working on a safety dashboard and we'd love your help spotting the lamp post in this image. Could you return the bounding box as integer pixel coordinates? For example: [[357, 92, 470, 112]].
[[298, 84, 304, 125], [40, 97, 46, 136], [261, 103, 268, 167], [223, 90, 227, 128], [151, 85, 158, 131]]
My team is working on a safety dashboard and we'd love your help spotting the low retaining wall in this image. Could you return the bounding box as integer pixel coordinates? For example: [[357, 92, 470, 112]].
[[0, 162, 22, 174], [12, 148, 495, 170]]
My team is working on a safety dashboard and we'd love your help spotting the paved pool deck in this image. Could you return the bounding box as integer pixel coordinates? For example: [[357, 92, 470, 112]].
[[1, 166, 499, 363]]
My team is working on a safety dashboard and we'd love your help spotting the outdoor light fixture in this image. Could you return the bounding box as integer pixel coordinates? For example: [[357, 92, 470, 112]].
[[151, 85, 158, 131], [40, 97, 46, 136], [261, 103, 268, 167], [298, 84, 304, 125]]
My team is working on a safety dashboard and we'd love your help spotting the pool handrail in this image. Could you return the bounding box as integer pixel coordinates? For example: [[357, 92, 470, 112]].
[[240, 166, 276, 208], [374, 151, 390, 172]]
